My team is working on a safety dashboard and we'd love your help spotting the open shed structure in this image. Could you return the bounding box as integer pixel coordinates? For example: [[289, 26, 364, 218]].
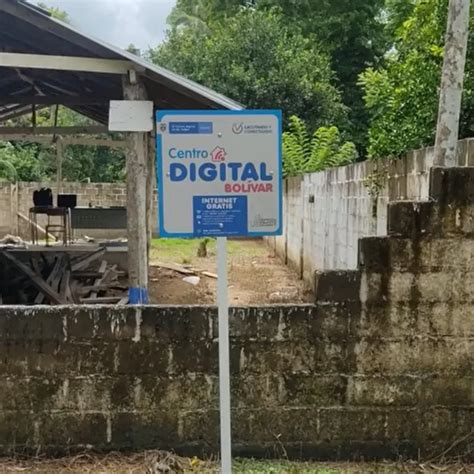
[[0, 0, 242, 302]]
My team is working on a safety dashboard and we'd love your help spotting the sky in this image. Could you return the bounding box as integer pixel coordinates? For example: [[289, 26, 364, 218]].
[[32, 0, 177, 52]]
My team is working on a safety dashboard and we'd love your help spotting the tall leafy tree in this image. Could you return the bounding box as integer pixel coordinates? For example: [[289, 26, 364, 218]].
[[360, 0, 473, 158], [170, 0, 385, 152], [152, 9, 347, 131], [37, 2, 70, 22]]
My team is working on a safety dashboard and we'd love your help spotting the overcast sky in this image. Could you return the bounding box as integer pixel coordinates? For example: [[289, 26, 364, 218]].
[[32, 0, 176, 51]]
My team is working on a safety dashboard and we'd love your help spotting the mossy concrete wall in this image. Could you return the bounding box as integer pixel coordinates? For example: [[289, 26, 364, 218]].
[[0, 167, 472, 460], [0, 300, 471, 460]]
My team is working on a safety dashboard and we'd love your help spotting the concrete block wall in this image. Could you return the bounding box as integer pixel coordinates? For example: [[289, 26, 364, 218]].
[[0, 167, 472, 460], [0, 298, 471, 460], [0, 181, 159, 240], [267, 138, 474, 285]]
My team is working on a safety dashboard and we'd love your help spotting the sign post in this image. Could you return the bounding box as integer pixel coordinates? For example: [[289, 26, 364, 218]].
[[156, 110, 282, 473]]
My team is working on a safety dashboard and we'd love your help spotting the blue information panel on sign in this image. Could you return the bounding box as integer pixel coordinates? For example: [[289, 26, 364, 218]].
[[193, 196, 248, 236], [169, 122, 213, 134]]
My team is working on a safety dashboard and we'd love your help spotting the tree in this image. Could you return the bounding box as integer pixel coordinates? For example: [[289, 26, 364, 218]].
[[167, 0, 212, 35], [37, 2, 70, 22], [359, 0, 473, 158], [170, 0, 386, 152], [152, 9, 347, 131], [126, 44, 142, 57], [283, 116, 357, 177]]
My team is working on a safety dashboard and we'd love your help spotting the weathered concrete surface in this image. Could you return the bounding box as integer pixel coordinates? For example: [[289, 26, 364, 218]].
[[0, 167, 472, 460], [0, 301, 472, 460], [313, 166, 474, 460], [266, 139, 474, 284]]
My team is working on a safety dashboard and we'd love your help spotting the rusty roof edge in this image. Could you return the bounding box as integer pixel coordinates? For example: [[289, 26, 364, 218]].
[[11, 0, 244, 111]]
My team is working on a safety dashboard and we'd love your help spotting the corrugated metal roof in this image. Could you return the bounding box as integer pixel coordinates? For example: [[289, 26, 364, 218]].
[[0, 0, 242, 124]]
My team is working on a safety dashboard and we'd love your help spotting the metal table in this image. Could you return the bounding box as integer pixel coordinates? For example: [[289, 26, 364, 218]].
[[29, 206, 72, 246]]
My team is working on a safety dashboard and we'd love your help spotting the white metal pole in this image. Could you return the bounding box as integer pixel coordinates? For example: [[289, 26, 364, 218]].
[[217, 236, 232, 473]]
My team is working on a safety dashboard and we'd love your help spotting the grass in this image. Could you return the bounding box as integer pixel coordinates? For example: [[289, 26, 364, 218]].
[[233, 459, 340, 473], [150, 237, 268, 265]]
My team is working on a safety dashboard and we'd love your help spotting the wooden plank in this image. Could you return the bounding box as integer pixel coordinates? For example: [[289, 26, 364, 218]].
[[0, 126, 108, 135], [61, 137, 127, 149], [72, 270, 126, 279], [0, 52, 133, 75], [71, 247, 106, 272], [117, 296, 129, 305], [153, 261, 196, 275], [80, 296, 122, 304], [2, 251, 65, 305], [90, 260, 107, 298], [2, 135, 127, 149], [56, 137, 63, 194], [78, 284, 127, 294], [17, 212, 57, 242], [34, 255, 64, 304], [59, 270, 72, 303], [200, 271, 218, 279], [0, 95, 112, 105]]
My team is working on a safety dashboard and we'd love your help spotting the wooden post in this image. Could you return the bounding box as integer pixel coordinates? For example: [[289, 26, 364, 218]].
[[147, 128, 156, 252], [56, 137, 63, 194], [434, 0, 471, 166], [123, 73, 149, 303]]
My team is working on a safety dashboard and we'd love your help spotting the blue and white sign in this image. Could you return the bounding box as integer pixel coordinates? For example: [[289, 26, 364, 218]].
[[156, 110, 282, 238]]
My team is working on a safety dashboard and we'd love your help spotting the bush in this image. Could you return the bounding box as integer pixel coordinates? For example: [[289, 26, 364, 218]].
[[282, 116, 358, 177]]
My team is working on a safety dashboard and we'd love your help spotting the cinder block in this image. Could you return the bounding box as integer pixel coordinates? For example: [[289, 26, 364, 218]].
[[244, 407, 319, 443], [179, 407, 255, 444], [430, 166, 474, 204], [0, 376, 61, 410], [347, 376, 419, 406], [314, 270, 361, 303], [416, 273, 454, 302], [231, 374, 279, 408], [278, 374, 347, 406], [418, 377, 474, 406], [319, 408, 387, 441], [388, 201, 436, 237], [353, 338, 474, 375], [40, 413, 108, 447]]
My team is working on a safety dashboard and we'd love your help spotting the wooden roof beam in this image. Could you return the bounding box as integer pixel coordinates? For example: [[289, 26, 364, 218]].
[[0, 52, 138, 75], [0, 95, 115, 105], [0, 126, 108, 135]]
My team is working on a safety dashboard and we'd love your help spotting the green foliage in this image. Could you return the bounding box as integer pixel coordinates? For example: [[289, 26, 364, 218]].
[[37, 2, 70, 22], [283, 116, 358, 177], [0, 142, 51, 182], [167, 0, 211, 35], [126, 44, 142, 57], [360, 0, 473, 158], [0, 106, 125, 183], [171, 0, 386, 152], [152, 9, 347, 132]]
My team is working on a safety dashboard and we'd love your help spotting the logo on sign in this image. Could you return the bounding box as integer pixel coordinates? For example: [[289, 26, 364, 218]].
[[211, 146, 227, 162], [159, 123, 167, 132], [232, 122, 243, 134]]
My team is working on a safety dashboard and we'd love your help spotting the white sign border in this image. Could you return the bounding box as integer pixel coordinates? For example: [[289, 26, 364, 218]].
[[156, 109, 283, 238]]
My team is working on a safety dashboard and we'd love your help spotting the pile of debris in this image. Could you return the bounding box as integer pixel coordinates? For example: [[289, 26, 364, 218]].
[[0, 247, 128, 305]]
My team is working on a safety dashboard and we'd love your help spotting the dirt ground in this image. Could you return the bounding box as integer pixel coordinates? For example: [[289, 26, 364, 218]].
[[148, 238, 311, 305], [0, 452, 471, 474]]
